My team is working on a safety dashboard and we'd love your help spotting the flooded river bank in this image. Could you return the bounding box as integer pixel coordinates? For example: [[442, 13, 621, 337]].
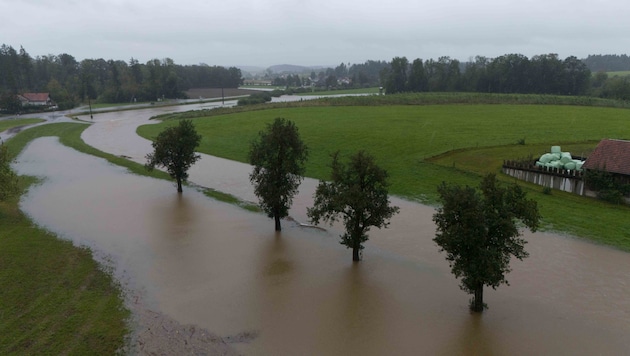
[[11, 102, 630, 354]]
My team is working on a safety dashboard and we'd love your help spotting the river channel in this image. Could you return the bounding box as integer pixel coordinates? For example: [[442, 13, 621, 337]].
[[12, 102, 630, 354]]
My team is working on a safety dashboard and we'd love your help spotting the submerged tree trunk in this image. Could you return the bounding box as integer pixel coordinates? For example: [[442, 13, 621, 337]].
[[274, 214, 281, 231], [352, 240, 361, 262], [177, 178, 183, 193], [472, 283, 484, 312]]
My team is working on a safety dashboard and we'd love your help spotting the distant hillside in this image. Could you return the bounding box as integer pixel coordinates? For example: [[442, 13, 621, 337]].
[[267, 64, 327, 74], [237, 66, 266, 76]]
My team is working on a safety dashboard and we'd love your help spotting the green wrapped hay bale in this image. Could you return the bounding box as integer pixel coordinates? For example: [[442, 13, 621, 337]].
[[535, 161, 545, 167], [576, 162, 584, 170], [551, 146, 561, 154], [551, 153, 561, 161], [549, 160, 563, 169], [539, 153, 553, 163], [560, 152, 572, 164], [564, 162, 577, 170]]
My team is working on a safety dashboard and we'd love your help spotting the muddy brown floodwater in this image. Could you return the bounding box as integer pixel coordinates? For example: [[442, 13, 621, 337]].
[[13, 104, 630, 354]]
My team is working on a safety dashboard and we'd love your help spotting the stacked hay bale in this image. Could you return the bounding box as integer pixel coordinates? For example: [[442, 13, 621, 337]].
[[535, 146, 585, 171]]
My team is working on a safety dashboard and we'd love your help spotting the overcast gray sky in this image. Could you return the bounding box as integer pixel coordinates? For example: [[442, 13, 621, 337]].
[[2, 0, 629, 67]]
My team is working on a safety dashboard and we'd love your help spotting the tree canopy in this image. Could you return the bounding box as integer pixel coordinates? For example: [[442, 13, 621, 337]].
[[433, 174, 540, 312], [145, 119, 202, 193], [249, 118, 308, 231], [308, 151, 399, 261]]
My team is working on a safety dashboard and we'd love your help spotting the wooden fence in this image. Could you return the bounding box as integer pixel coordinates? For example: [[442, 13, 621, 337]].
[[502, 160, 586, 195]]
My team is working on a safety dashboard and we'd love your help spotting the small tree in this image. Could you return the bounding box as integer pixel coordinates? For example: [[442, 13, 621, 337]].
[[308, 151, 399, 262], [249, 118, 308, 231], [145, 119, 201, 193], [433, 174, 540, 312], [0, 142, 19, 201]]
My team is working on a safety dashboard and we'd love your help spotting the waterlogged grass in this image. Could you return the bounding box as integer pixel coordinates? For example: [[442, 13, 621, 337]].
[[138, 102, 630, 250], [0, 118, 45, 132], [202, 187, 261, 213]]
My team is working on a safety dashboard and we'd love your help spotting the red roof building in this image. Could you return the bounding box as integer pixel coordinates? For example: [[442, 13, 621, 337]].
[[18, 92, 53, 106], [583, 139, 630, 176]]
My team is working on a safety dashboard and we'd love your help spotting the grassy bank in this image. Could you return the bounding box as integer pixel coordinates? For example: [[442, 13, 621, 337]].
[[0, 174, 128, 353], [0, 118, 45, 133], [138, 100, 630, 251]]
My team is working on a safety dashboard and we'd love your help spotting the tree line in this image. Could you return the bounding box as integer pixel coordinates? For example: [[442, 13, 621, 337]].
[[268, 54, 630, 101], [381, 54, 592, 96], [0, 44, 242, 111]]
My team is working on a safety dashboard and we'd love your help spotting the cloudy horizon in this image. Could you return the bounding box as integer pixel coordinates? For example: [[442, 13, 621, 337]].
[[2, 0, 629, 67]]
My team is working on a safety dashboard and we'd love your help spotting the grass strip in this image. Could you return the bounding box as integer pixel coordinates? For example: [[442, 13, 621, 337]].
[[7, 122, 258, 211]]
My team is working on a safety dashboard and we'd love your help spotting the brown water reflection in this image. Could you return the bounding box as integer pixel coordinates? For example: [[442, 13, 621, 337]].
[[14, 137, 630, 355]]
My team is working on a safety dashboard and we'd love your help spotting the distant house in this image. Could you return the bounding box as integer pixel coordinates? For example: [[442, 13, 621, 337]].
[[583, 139, 630, 184], [18, 92, 53, 107]]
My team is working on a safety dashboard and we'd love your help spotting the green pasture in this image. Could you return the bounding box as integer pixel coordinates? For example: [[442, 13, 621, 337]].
[[138, 103, 630, 250]]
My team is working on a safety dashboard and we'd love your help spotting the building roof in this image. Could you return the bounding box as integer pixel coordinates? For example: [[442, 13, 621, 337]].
[[21, 93, 50, 102], [583, 139, 630, 176]]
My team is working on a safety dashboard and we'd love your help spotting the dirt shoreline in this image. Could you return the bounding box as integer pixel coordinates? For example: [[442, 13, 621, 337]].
[[119, 282, 255, 355], [125, 307, 243, 355]]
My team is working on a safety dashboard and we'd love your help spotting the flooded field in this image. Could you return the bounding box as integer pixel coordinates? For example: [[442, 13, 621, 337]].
[[14, 133, 630, 355]]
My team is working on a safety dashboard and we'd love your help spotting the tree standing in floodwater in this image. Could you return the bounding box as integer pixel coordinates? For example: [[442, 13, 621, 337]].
[[433, 173, 540, 312], [308, 150, 399, 261], [249, 118, 308, 231], [145, 119, 201, 193]]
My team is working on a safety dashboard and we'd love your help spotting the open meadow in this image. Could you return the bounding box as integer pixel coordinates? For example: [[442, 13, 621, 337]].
[[138, 99, 630, 250]]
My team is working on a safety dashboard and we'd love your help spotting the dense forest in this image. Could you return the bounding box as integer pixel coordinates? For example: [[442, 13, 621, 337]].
[[0, 44, 242, 111], [380, 54, 592, 96]]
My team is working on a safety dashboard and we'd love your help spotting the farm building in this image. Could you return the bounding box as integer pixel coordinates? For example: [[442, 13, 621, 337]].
[[502, 139, 630, 202], [583, 139, 630, 185], [18, 92, 53, 107]]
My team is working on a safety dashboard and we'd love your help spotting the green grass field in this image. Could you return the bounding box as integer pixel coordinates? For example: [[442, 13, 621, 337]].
[[606, 71, 630, 77], [0, 118, 45, 133], [138, 102, 630, 251]]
